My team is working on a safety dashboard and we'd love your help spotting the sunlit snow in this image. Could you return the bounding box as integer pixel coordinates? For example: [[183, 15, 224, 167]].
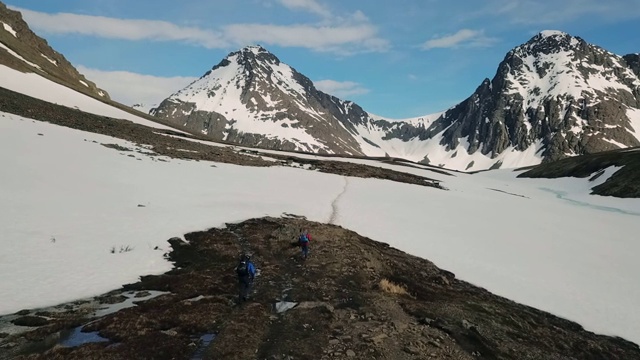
[[1, 21, 17, 37], [165, 49, 324, 151], [40, 53, 58, 66], [0, 42, 40, 69], [628, 108, 640, 142], [0, 64, 187, 133]]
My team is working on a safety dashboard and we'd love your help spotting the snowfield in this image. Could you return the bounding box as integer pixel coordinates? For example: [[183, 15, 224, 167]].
[[1, 110, 640, 346]]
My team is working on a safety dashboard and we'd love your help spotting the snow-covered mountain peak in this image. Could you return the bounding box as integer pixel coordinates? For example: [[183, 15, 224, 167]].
[[500, 30, 640, 109], [160, 43, 307, 116], [538, 30, 568, 38], [516, 30, 584, 57], [240, 44, 269, 55], [230, 44, 281, 66]]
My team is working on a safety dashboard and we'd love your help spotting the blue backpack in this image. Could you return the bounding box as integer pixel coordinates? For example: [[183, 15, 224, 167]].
[[299, 233, 309, 244]]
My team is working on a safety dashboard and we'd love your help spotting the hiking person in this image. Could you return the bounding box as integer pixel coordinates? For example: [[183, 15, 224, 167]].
[[236, 254, 256, 302], [298, 229, 311, 260]]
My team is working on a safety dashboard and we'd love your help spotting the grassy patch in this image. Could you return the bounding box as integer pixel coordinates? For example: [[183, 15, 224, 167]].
[[379, 278, 408, 295]]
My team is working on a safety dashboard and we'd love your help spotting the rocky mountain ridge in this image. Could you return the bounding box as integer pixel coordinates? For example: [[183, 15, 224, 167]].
[[430, 30, 640, 170], [151, 31, 640, 171], [0, 2, 109, 100]]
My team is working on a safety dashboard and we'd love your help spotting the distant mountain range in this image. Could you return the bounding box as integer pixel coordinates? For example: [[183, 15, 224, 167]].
[[150, 31, 640, 171]]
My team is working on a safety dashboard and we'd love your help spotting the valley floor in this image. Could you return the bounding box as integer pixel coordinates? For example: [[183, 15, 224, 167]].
[[1, 86, 640, 354]]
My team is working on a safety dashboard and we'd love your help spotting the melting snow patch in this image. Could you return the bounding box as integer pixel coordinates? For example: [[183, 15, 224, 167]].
[[0, 43, 41, 70], [94, 291, 168, 317], [171, 148, 199, 153], [1, 22, 17, 37], [601, 137, 626, 149], [275, 301, 298, 313], [40, 54, 58, 66], [183, 295, 206, 303], [589, 166, 623, 188], [79, 80, 89, 87]]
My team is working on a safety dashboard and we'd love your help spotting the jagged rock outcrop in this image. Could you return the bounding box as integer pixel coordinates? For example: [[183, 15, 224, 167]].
[[0, 2, 109, 99], [624, 53, 640, 78], [426, 31, 640, 168]]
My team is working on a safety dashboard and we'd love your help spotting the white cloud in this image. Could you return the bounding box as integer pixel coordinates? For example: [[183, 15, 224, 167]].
[[13, 7, 228, 48], [13, 6, 387, 54], [277, 0, 331, 18], [314, 79, 369, 98], [225, 23, 388, 52], [421, 29, 497, 50], [77, 66, 196, 108], [480, 0, 640, 24]]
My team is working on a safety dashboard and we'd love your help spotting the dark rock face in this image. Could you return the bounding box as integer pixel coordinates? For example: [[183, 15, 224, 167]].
[[428, 32, 640, 165], [624, 53, 640, 78], [0, 2, 110, 99], [11, 316, 49, 327]]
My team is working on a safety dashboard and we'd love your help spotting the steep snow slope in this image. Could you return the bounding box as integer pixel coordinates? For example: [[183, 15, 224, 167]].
[[153, 46, 329, 151], [0, 65, 184, 132]]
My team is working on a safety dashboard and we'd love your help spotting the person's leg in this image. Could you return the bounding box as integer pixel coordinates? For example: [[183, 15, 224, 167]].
[[240, 280, 249, 301], [246, 279, 253, 300]]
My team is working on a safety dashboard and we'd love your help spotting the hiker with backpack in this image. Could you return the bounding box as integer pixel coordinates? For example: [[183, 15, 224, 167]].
[[298, 229, 311, 260], [236, 254, 256, 302]]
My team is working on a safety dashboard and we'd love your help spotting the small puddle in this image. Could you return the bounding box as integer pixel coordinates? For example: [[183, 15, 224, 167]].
[[59, 326, 109, 347], [190, 333, 217, 360]]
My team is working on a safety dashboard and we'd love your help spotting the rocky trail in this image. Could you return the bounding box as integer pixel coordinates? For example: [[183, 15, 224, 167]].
[[1, 217, 638, 359]]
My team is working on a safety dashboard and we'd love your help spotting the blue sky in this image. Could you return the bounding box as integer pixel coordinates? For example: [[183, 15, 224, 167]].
[[7, 0, 640, 118]]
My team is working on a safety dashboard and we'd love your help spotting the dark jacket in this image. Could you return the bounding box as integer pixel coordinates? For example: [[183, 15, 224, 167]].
[[237, 260, 256, 282]]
